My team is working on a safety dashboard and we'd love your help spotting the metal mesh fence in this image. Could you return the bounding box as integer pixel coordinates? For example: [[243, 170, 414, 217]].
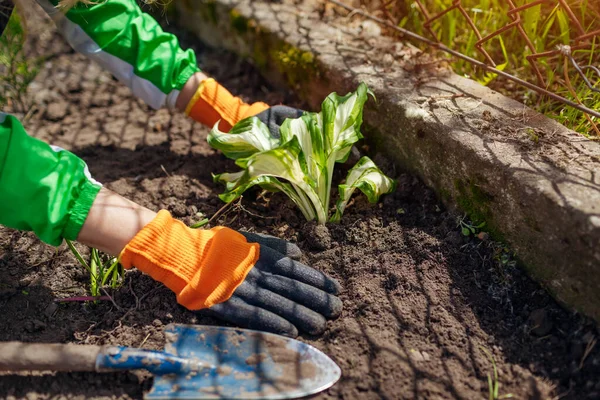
[[327, 0, 600, 135]]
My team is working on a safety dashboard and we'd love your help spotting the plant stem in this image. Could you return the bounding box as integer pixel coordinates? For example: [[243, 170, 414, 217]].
[[291, 183, 318, 221], [90, 248, 99, 297], [190, 218, 209, 228]]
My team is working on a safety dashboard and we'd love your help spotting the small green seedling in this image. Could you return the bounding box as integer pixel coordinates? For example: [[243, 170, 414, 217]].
[[65, 240, 124, 299], [457, 214, 486, 237], [480, 346, 514, 400], [190, 211, 209, 228], [208, 83, 397, 224]]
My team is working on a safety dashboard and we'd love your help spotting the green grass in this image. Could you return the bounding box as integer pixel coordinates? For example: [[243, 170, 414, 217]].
[[65, 240, 124, 299], [0, 9, 42, 115], [64, 210, 211, 298], [479, 346, 514, 400], [368, 0, 599, 137]]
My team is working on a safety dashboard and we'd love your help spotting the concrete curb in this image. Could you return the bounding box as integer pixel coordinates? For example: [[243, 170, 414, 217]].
[[175, 0, 600, 322]]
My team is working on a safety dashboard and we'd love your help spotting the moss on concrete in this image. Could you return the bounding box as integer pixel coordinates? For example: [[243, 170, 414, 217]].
[[270, 44, 318, 86], [205, 0, 218, 24], [230, 9, 254, 34], [252, 39, 269, 70], [438, 187, 452, 203], [454, 179, 490, 222]]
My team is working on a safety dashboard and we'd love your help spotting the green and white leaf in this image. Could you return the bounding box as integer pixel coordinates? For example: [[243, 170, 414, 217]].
[[321, 82, 373, 163], [280, 113, 330, 207], [214, 172, 318, 221], [320, 82, 373, 209], [208, 117, 279, 160], [213, 137, 326, 222], [331, 156, 397, 222], [279, 114, 324, 178]]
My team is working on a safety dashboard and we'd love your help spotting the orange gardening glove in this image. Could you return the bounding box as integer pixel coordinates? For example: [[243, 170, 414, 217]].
[[119, 210, 343, 337], [119, 210, 259, 310], [185, 78, 270, 131]]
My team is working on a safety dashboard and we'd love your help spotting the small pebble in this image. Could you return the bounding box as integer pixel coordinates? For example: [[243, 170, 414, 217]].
[[25, 319, 47, 333], [44, 302, 58, 317], [528, 308, 553, 336], [46, 102, 68, 121], [360, 20, 381, 37], [383, 53, 394, 67]]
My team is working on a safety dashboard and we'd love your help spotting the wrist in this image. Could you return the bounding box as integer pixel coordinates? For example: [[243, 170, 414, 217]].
[[76, 187, 157, 256], [176, 72, 209, 112]]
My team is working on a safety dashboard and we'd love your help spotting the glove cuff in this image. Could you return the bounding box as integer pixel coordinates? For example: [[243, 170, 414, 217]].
[[185, 78, 269, 131], [119, 210, 259, 310]]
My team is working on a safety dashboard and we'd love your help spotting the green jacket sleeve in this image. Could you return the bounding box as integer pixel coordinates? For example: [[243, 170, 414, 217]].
[[36, 0, 201, 110], [0, 113, 102, 246]]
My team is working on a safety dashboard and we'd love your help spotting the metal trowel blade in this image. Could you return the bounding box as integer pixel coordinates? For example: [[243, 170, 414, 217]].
[[145, 324, 341, 400]]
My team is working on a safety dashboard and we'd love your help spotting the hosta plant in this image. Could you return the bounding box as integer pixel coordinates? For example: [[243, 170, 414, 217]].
[[208, 83, 396, 224]]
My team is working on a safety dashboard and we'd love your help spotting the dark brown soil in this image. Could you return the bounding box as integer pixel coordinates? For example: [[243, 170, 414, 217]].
[[1, 4, 599, 400]]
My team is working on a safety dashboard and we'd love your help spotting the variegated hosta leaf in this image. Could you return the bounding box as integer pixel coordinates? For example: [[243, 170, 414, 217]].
[[242, 138, 328, 223], [211, 170, 246, 203], [280, 114, 325, 177], [213, 173, 318, 221], [207, 117, 279, 160], [331, 156, 397, 223], [318, 82, 374, 210], [213, 137, 326, 222], [321, 82, 373, 163], [280, 113, 329, 203], [241, 136, 306, 184]]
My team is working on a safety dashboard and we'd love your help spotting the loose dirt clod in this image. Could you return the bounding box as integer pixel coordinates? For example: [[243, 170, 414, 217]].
[[45, 101, 68, 121], [301, 221, 331, 251], [528, 308, 553, 337]]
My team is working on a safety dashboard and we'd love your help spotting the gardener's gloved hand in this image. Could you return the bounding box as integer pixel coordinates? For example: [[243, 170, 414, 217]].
[[119, 210, 342, 337], [205, 231, 340, 337], [184, 78, 303, 138]]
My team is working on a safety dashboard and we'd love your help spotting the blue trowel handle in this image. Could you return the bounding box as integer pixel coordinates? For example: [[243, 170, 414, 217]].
[[96, 346, 203, 375], [0, 342, 201, 376]]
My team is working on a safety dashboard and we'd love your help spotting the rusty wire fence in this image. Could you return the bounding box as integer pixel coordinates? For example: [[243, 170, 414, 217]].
[[327, 0, 600, 136]]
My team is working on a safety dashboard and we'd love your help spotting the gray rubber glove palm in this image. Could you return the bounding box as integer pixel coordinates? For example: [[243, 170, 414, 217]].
[[202, 232, 342, 338], [254, 105, 304, 139]]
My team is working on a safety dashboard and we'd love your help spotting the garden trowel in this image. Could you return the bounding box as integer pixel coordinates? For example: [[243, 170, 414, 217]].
[[0, 323, 341, 399]]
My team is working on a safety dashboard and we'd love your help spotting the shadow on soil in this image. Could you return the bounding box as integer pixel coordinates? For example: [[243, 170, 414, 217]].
[[0, 3, 598, 399], [3, 96, 599, 399]]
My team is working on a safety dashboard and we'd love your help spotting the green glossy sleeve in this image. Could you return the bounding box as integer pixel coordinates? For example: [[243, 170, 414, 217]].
[[0, 113, 102, 246], [37, 0, 201, 110]]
